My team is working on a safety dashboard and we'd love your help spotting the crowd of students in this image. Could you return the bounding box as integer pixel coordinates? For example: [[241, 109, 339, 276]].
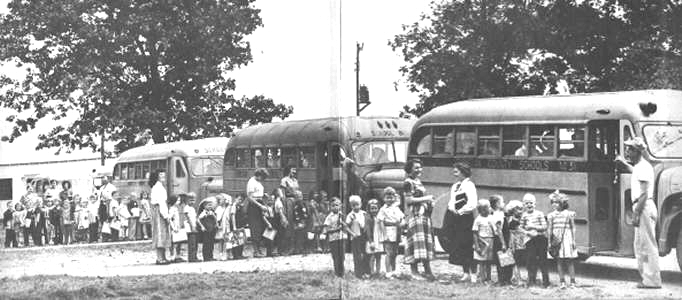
[[2, 178, 153, 247]]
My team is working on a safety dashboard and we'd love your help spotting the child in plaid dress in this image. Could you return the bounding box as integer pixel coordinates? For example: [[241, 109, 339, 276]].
[[547, 191, 578, 288]]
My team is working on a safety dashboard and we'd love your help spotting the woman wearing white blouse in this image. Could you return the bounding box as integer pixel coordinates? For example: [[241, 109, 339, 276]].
[[446, 162, 479, 283], [150, 169, 172, 265]]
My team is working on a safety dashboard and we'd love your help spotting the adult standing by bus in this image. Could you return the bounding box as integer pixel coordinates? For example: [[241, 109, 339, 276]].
[[149, 170, 171, 265], [446, 162, 479, 283], [402, 159, 436, 280], [247, 168, 269, 258], [280, 165, 299, 255], [616, 137, 661, 289]]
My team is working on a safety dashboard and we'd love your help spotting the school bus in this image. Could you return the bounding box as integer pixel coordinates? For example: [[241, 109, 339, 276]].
[[408, 89, 682, 271], [112, 137, 229, 200], [223, 116, 415, 204]]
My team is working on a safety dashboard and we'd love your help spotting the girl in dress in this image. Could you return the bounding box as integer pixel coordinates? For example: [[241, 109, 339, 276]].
[[215, 194, 233, 260], [472, 199, 504, 283], [377, 187, 405, 278], [365, 198, 382, 276], [547, 190, 578, 288], [505, 200, 525, 285]]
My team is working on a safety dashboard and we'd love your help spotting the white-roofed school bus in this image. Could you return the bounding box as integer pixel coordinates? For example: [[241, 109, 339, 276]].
[[223, 116, 415, 208], [408, 89, 682, 271], [112, 137, 229, 201]]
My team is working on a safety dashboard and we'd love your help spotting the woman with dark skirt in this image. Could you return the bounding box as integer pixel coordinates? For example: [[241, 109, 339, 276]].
[[402, 159, 436, 281], [246, 168, 269, 257], [445, 162, 479, 283]]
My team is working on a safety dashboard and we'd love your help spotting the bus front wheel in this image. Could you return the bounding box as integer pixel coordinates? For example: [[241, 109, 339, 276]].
[[676, 229, 682, 272]]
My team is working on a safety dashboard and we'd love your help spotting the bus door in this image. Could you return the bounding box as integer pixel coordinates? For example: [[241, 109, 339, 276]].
[[319, 142, 348, 201], [615, 120, 636, 256], [170, 156, 190, 195], [587, 121, 619, 252]]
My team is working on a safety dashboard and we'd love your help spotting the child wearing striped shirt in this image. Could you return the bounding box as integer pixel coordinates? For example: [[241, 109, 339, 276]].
[[520, 193, 550, 287]]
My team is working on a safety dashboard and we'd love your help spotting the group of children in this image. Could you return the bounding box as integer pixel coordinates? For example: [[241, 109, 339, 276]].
[[2, 182, 154, 248], [322, 187, 578, 290]]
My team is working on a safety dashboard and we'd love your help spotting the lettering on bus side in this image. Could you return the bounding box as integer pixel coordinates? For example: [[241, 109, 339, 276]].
[[421, 157, 613, 173], [370, 130, 396, 137]]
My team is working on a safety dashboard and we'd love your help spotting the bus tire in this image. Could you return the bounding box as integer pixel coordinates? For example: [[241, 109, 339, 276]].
[[677, 229, 682, 272]]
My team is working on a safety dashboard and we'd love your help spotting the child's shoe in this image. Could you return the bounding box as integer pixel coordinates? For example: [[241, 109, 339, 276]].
[[459, 273, 470, 282], [470, 274, 478, 283]]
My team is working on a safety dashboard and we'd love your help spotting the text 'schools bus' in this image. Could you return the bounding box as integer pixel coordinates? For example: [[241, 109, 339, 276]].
[[223, 116, 415, 205], [408, 90, 682, 271], [112, 137, 228, 200]]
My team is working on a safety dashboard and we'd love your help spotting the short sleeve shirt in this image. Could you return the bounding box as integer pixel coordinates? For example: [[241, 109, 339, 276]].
[[631, 158, 654, 203], [324, 212, 347, 241], [246, 176, 264, 199], [472, 215, 496, 238]]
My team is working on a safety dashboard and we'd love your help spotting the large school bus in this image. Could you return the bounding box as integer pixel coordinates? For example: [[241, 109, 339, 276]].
[[223, 116, 415, 205], [112, 137, 229, 200], [408, 89, 682, 271]]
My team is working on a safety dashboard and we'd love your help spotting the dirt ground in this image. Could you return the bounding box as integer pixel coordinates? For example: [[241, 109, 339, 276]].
[[0, 242, 680, 299]]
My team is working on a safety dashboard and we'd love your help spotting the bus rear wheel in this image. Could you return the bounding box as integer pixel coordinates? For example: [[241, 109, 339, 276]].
[[677, 229, 682, 272]]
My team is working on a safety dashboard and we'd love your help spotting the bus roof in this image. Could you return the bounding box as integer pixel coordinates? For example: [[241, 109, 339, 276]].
[[116, 137, 229, 163], [415, 89, 682, 128], [228, 116, 415, 148]]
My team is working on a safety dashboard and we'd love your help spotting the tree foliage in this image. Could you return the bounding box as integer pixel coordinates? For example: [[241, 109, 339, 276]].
[[0, 0, 292, 154], [391, 0, 682, 116]]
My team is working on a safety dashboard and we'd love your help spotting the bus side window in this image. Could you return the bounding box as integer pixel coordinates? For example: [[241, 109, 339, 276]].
[[299, 147, 315, 168], [478, 126, 501, 156], [530, 125, 555, 157], [410, 127, 431, 156], [590, 123, 617, 161], [455, 127, 476, 155], [558, 126, 586, 159], [236, 149, 250, 168], [225, 149, 236, 167], [121, 163, 129, 180], [253, 148, 266, 168], [142, 162, 150, 179], [266, 148, 281, 169], [502, 126, 527, 157], [282, 147, 297, 168], [433, 127, 454, 156], [113, 164, 121, 180], [175, 160, 186, 178]]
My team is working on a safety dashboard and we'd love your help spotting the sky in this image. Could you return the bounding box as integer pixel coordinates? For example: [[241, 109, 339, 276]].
[[0, 0, 432, 163]]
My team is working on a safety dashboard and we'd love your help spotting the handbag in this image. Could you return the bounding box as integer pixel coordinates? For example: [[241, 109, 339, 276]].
[[172, 228, 188, 243], [101, 222, 111, 234], [262, 228, 277, 240], [497, 249, 515, 267]]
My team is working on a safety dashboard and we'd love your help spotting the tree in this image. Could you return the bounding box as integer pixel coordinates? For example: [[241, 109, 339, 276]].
[[390, 0, 682, 117], [0, 0, 293, 154]]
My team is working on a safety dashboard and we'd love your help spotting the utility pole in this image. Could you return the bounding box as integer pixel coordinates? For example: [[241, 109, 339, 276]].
[[356, 42, 370, 116]]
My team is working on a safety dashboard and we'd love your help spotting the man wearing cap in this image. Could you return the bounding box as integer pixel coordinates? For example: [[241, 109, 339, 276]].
[[616, 137, 661, 289]]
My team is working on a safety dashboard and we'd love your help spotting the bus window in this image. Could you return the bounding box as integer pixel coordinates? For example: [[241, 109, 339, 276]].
[[121, 163, 129, 180], [266, 148, 281, 169], [190, 157, 223, 176], [411, 127, 431, 156], [175, 160, 186, 178], [478, 126, 501, 156], [530, 125, 555, 157], [455, 127, 476, 155], [236, 149, 251, 168], [282, 147, 297, 168], [253, 149, 266, 168], [299, 147, 315, 168], [225, 149, 236, 167], [558, 126, 586, 159], [142, 162, 150, 179], [590, 123, 617, 160], [127, 164, 135, 180], [113, 165, 121, 180], [134, 164, 142, 179], [433, 127, 454, 156], [502, 126, 527, 157], [642, 124, 682, 158]]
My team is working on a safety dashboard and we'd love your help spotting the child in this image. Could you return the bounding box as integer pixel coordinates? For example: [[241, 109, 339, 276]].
[[346, 195, 369, 278], [4, 204, 17, 248], [520, 193, 550, 287], [75, 198, 90, 242], [262, 193, 278, 257], [323, 197, 350, 277], [230, 193, 248, 260], [139, 191, 152, 240], [292, 190, 310, 255], [489, 195, 508, 284], [61, 196, 76, 245], [503, 200, 524, 285], [118, 196, 131, 240], [215, 193, 233, 260], [42, 199, 56, 245], [377, 187, 404, 278], [168, 195, 185, 262], [127, 192, 140, 241], [547, 191, 578, 288], [308, 190, 323, 253], [365, 199, 382, 277], [14, 203, 29, 247], [472, 199, 503, 283], [87, 195, 100, 243], [184, 192, 199, 262], [198, 198, 218, 261], [317, 190, 330, 253]]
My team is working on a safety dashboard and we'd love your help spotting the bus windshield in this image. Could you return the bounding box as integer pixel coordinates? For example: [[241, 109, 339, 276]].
[[642, 124, 682, 158], [352, 141, 408, 166], [190, 157, 223, 176]]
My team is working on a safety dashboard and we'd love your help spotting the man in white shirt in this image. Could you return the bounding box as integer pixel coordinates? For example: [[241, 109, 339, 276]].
[[616, 137, 661, 289], [99, 176, 117, 202]]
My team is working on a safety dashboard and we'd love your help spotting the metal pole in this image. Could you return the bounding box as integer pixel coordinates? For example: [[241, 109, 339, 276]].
[[356, 42, 363, 116], [100, 127, 105, 166]]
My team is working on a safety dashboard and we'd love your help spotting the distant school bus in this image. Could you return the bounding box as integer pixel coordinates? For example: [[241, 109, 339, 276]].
[[112, 137, 229, 200], [223, 116, 415, 206], [408, 89, 682, 271]]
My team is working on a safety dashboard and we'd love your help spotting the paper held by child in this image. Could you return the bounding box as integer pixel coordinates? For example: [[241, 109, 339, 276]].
[[262, 228, 277, 240]]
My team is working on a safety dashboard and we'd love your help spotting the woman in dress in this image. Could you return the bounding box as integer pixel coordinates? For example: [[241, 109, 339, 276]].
[[446, 162, 479, 282], [149, 169, 171, 264], [402, 159, 436, 280]]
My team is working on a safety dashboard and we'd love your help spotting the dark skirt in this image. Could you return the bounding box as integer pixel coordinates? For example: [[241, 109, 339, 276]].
[[447, 212, 474, 266], [247, 201, 265, 241]]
